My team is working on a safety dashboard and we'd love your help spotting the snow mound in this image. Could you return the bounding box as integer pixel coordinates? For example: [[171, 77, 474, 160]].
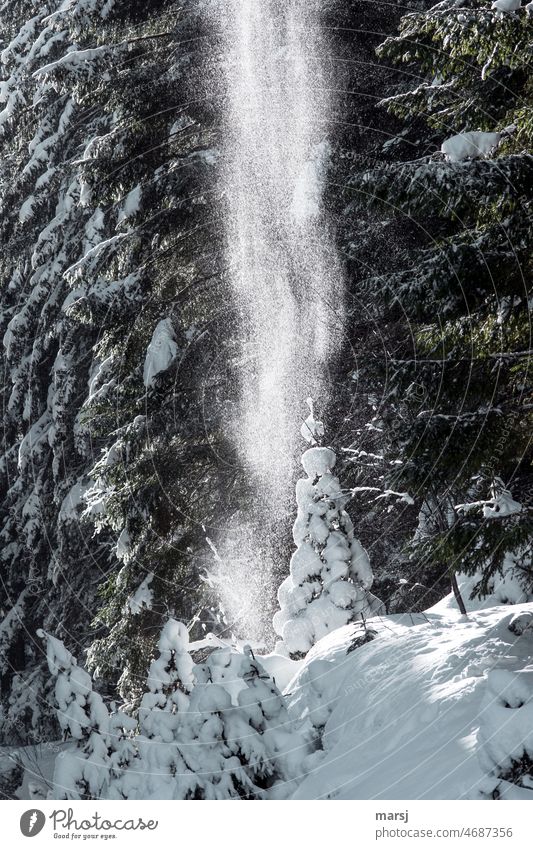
[[287, 603, 533, 799]]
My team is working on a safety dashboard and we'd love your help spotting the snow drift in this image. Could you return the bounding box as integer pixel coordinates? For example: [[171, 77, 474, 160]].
[[286, 600, 533, 799]]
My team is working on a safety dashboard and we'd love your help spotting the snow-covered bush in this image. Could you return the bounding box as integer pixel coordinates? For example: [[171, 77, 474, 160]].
[[274, 441, 377, 658], [120, 628, 308, 800], [42, 619, 307, 800]]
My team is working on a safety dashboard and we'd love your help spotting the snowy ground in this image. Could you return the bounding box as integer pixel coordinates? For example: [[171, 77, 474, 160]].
[[4, 581, 533, 801], [285, 598, 533, 799]]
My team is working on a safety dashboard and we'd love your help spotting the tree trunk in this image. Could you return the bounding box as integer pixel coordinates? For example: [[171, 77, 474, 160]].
[[451, 572, 467, 616]]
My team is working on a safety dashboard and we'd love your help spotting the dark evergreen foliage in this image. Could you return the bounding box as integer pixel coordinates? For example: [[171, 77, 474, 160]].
[[340, 0, 532, 601]]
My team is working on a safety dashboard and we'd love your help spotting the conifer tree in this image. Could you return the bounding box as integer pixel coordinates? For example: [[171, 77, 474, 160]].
[[115, 619, 203, 800], [0, 0, 113, 739], [0, 0, 236, 735], [342, 0, 533, 602], [274, 427, 378, 658], [189, 645, 308, 798]]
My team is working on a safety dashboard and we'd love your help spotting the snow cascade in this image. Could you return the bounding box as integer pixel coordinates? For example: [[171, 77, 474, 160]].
[[206, 0, 344, 637]]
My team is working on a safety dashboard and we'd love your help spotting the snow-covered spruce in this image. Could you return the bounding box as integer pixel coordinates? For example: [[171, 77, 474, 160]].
[[168, 645, 306, 799], [274, 445, 379, 658], [0, 0, 219, 734], [114, 619, 201, 800]]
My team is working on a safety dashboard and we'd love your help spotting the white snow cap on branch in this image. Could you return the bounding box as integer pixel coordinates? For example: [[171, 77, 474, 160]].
[[118, 185, 141, 224], [43, 0, 116, 24], [482, 488, 523, 519], [491, 0, 520, 11], [441, 126, 515, 162], [456, 479, 523, 519], [143, 318, 178, 387], [33, 46, 112, 79], [116, 527, 132, 562]]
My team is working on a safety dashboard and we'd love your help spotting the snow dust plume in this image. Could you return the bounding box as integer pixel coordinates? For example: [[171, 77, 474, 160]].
[[207, 0, 344, 638]]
